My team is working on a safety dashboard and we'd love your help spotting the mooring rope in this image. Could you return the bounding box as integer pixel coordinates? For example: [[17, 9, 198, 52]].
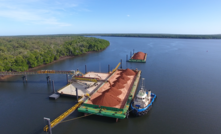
[[60, 113, 97, 123]]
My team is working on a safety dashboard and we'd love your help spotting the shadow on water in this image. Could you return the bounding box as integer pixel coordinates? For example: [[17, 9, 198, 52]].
[[128, 109, 153, 120]]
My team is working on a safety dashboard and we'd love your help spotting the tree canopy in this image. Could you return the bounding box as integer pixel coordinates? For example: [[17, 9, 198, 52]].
[[0, 36, 109, 72]]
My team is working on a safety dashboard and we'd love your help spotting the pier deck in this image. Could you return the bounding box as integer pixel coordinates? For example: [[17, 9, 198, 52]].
[[57, 72, 110, 97]]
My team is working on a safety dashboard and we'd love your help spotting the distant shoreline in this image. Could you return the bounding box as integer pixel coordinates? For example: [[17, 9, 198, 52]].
[[1, 34, 221, 39], [81, 34, 221, 39], [0, 51, 95, 80]]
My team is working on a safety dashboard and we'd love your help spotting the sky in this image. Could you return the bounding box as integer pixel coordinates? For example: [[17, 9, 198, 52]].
[[0, 0, 221, 35]]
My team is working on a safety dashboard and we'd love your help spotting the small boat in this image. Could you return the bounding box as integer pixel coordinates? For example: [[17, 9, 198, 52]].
[[130, 78, 156, 116]]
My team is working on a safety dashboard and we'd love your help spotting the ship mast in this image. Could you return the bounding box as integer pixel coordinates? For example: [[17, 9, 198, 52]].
[[141, 78, 145, 91]]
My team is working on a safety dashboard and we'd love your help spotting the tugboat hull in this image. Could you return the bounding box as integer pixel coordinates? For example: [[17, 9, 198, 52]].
[[130, 93, 156, 116]]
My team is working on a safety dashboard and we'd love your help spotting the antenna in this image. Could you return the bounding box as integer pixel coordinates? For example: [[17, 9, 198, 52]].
[[144, 78, 146, 91], [141, 78, 145, 91]]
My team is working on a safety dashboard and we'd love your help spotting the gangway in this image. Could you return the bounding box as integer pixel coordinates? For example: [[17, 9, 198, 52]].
[[0, 70, 85, 83], [0, 70, 76, 75], [111, 62, 121, 73], [44, 100, 83, 132], [76, 70, 84, 76]]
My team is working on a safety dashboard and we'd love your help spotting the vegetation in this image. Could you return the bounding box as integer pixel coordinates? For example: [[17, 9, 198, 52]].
[[0, 36, 109, 72], [80, 34, 221, 39]]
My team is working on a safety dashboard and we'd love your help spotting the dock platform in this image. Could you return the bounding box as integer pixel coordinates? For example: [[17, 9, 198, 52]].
[[49, 94, 60, 99], [57, 72, 110, 97]]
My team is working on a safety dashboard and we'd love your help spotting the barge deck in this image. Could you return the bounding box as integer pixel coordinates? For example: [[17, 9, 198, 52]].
[[78, 69, 141, 119]]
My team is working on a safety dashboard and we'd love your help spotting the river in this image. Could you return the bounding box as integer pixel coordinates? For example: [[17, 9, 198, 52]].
[[1, 36, 221, 134]]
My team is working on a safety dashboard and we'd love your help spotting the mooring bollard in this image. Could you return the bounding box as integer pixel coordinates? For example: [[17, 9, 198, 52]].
[[85, 65, 87, 74], [52, 80, 55, 94], [76, 88, 78, 102], [25, 75, 27, 82], [22, 75, 27, 83], [44, 117, 52, 134], [46, 76, 49, 83], [66, 74, 68, 84], [46, 76, 48, 83]]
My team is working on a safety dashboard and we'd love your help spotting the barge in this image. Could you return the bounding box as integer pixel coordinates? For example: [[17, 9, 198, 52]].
[[128, 52, 147, 63], [78, 68, 141, 121]]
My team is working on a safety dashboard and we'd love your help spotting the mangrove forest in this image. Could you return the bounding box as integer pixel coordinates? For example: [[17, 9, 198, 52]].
[[0, 36, 110, 72]]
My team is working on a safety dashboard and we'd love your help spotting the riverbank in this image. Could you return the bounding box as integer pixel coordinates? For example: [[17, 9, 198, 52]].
[[0, 51, 97, 80], [80, 34, 221, 39]]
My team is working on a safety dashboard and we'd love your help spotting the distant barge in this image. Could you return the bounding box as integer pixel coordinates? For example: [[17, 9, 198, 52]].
[[78, 69, 141, 121], [127, 52, 147, 63]]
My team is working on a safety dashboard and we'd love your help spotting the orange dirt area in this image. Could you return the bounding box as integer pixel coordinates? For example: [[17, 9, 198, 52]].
[[119, 73, 130, 80], [86, 69, 138, 108], [116, 78, 127, 84], [92, 92, 121, 107], [122, 68, 136, 76], [107, 87, 122, 96], [112, 82, 125, 89], [132, 52, 146, 60]]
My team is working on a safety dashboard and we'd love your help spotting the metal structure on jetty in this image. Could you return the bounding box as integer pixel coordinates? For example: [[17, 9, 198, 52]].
[[0, 59, 143, 134], [43, 62, 125, 132]]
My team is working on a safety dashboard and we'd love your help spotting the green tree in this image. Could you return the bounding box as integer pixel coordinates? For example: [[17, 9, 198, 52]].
[[12, 56, 28, 72], [27, 53, 38, 68], [0, 61, 4, 71]]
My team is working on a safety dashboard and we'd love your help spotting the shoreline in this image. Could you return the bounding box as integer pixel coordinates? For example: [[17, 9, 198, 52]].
[[0, 51, 97, 80], [82, 34, 221, 39]]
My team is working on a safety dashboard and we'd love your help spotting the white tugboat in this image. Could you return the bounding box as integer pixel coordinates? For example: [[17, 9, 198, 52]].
[[130, 78, 156, 116]]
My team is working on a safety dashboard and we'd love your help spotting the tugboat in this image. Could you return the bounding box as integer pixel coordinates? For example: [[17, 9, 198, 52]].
[[130, 78, 156, 116]]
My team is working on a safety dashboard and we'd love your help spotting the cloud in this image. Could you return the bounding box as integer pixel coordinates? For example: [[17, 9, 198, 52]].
[[0, 0, 81, 27], [0, 9, 71, 27], [34, 18, 72, 26], [127, 15, 130, 17]]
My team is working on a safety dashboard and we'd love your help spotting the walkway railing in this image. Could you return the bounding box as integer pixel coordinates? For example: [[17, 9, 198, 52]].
[[0, 70, 76, 75]]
